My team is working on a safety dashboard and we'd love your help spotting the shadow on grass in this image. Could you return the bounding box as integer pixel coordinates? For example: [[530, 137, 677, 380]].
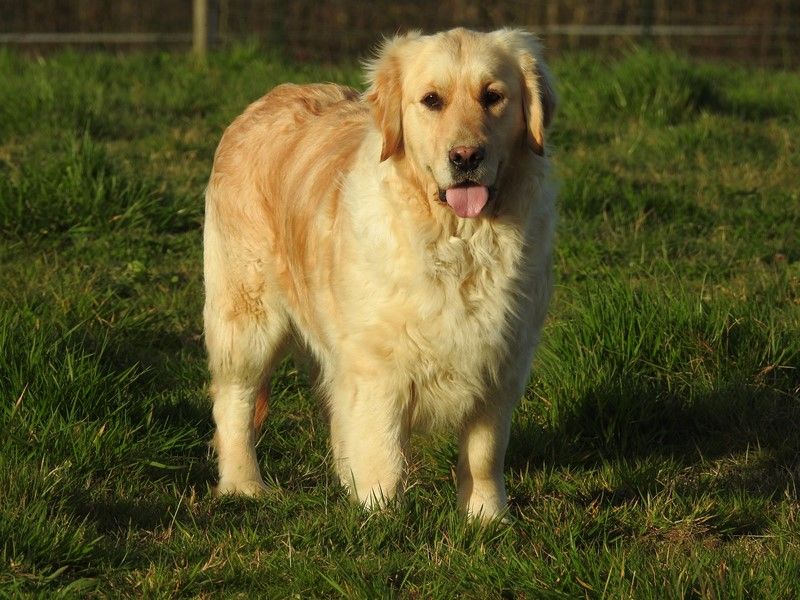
[[32, 292, 797, 544], [508, 377, 800, 501], [80, 315, 800, 512]]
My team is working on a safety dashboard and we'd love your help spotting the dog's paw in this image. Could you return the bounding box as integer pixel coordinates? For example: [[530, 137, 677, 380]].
[[215, 478, 270, 498], [459, 489, 508, 523], [347, 480, 400, 512], [466, 504, 511, 524]]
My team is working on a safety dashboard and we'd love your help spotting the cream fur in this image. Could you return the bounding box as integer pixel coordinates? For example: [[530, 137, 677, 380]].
[[203, 28, 557, 520]]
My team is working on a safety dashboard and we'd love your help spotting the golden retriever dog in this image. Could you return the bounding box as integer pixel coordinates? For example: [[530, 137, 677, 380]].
[[203, 28, 556, 520]]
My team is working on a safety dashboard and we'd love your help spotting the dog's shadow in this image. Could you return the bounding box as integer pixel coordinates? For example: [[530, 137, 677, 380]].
[[506, 376, 800, 516]]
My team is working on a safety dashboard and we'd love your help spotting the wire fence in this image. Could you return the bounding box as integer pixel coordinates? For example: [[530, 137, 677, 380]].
[[1, 0, 798, 67]]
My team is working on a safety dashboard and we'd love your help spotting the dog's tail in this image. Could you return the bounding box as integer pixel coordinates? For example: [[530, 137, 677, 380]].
[[253, 384, 270, 438]]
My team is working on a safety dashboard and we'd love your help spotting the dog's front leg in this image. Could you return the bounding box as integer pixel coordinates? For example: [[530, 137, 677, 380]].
[[329, 375, 410, 510], [456, 399, 515, 521]]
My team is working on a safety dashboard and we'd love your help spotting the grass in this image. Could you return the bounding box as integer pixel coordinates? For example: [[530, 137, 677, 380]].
[[0, 44, 798, 597]]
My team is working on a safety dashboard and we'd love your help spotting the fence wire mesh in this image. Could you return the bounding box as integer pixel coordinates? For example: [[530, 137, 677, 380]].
[[1, 0, 798, 67]]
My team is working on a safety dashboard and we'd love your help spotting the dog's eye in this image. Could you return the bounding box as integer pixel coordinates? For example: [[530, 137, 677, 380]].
[[421, 92, 443, 111], [481, 89, 504, 109]]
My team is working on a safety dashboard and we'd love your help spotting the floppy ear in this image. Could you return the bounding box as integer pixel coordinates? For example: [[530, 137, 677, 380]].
[[364, 33, 418, 162], [510, 30, 557, 156]]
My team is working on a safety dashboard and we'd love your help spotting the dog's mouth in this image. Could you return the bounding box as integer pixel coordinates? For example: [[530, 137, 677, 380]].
[[437, 182, 495, 218]]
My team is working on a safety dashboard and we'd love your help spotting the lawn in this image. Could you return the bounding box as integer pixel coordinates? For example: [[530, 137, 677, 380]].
[[1, 44, 799, 597]]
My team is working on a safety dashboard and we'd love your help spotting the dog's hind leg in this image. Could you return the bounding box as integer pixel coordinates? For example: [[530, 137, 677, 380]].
[[206, 302, 290, 497]]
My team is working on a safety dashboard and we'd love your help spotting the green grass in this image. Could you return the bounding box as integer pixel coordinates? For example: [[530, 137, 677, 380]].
[[1, 45, 798, 597]]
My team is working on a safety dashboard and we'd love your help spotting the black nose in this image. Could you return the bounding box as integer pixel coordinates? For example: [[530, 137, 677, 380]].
[[449, 145, 485, 172]]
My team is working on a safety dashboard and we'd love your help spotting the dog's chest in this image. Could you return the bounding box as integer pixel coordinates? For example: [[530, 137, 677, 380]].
[[398, 226, 525, 409], [428, 231, 514, 302]]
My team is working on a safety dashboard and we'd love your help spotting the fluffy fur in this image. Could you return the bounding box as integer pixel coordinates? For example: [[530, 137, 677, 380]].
[[203, 28, 557, 519]]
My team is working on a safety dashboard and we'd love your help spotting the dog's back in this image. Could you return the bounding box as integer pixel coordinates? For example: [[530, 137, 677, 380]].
[[208, 82, 366, 221], [205, 84, 370, 321]]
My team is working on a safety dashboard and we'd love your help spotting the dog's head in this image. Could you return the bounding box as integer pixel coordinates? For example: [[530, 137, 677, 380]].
[[365, 28, 556, 218]]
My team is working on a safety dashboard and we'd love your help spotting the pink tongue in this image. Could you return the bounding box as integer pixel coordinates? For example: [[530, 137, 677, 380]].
[[445, 185, 489, 218]]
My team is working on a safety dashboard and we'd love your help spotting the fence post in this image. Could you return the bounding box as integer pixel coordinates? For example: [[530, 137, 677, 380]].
[[193, 0, 208, 59], [642, 0, 653, 41]]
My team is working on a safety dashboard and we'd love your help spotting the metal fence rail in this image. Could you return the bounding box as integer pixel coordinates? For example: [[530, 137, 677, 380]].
[[0, 32, 192, 44]]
